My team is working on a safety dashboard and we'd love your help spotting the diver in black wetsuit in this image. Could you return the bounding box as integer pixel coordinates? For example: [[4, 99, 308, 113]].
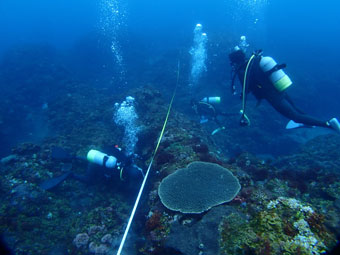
[[40, 146, 144, 190], [190, 97, 241, 135], [228, 47, 340, 132]]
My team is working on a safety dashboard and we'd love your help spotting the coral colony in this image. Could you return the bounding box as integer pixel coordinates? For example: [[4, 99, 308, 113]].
[[158, 161, 240, 213]]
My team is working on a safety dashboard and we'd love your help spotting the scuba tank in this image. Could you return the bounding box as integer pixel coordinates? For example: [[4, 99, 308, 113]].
[[201, 97, 221, 104], [87, 149, 117, 168], [260, 56, 292, 92]]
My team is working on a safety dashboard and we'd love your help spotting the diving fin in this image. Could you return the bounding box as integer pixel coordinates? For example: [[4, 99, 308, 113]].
[[39, 172, 72, 190], [211, 126, 225, 135], [286, 120, 314, 129], [329, 118, 340, 133], [200, 116, 208, 124], [286, 120, 304, 129]]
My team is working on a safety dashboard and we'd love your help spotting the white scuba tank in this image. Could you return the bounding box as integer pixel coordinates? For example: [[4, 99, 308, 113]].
[[201, 97, 221, 104], [259, 56, 292, 92], [86, 149, 117, 168]]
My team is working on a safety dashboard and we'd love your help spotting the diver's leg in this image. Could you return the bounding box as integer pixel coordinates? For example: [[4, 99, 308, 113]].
[[266, 95, 329, 128], [284, 93, 305, 114], [213, 116, 223, 127], [71, 164, 101, 184], [71, 173, 91, 184]]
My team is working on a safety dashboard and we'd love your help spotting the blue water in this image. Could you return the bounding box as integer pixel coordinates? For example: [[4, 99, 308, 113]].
[[1, 0, 340, 156]]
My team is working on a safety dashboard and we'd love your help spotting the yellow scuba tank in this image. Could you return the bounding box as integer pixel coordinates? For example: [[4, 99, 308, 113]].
[[260, 56, 292, 92]]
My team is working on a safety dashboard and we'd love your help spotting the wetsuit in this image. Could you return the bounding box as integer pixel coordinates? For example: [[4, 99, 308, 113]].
[[40, 146, 143, 191], [72, 146, 143, 185], [238, 56, 329, 127]]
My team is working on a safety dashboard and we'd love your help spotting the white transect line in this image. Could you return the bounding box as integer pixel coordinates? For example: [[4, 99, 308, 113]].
[[116, 157, 153, 255]]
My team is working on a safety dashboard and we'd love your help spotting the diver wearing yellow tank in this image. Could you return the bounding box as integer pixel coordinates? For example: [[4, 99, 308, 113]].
[[228, 47, 340, 132]]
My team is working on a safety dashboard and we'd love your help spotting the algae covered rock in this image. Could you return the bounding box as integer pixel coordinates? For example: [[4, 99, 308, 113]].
[[165, 206, 241, 255], [158, 161, 241, 214]]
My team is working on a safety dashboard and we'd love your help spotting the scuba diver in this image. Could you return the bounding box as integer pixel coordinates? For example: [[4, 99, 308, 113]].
[[191, 97, 238, 135], [191, 97, 223, 124], [40, 145, 144, 191], [228, 38, 340, 132]]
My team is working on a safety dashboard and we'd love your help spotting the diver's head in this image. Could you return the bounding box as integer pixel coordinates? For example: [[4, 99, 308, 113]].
[[229, 46, 246, 67]]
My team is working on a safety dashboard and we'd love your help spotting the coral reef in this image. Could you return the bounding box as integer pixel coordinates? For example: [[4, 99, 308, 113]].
[[219, 196, 335, 255], [0, 83, 339, 255]]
